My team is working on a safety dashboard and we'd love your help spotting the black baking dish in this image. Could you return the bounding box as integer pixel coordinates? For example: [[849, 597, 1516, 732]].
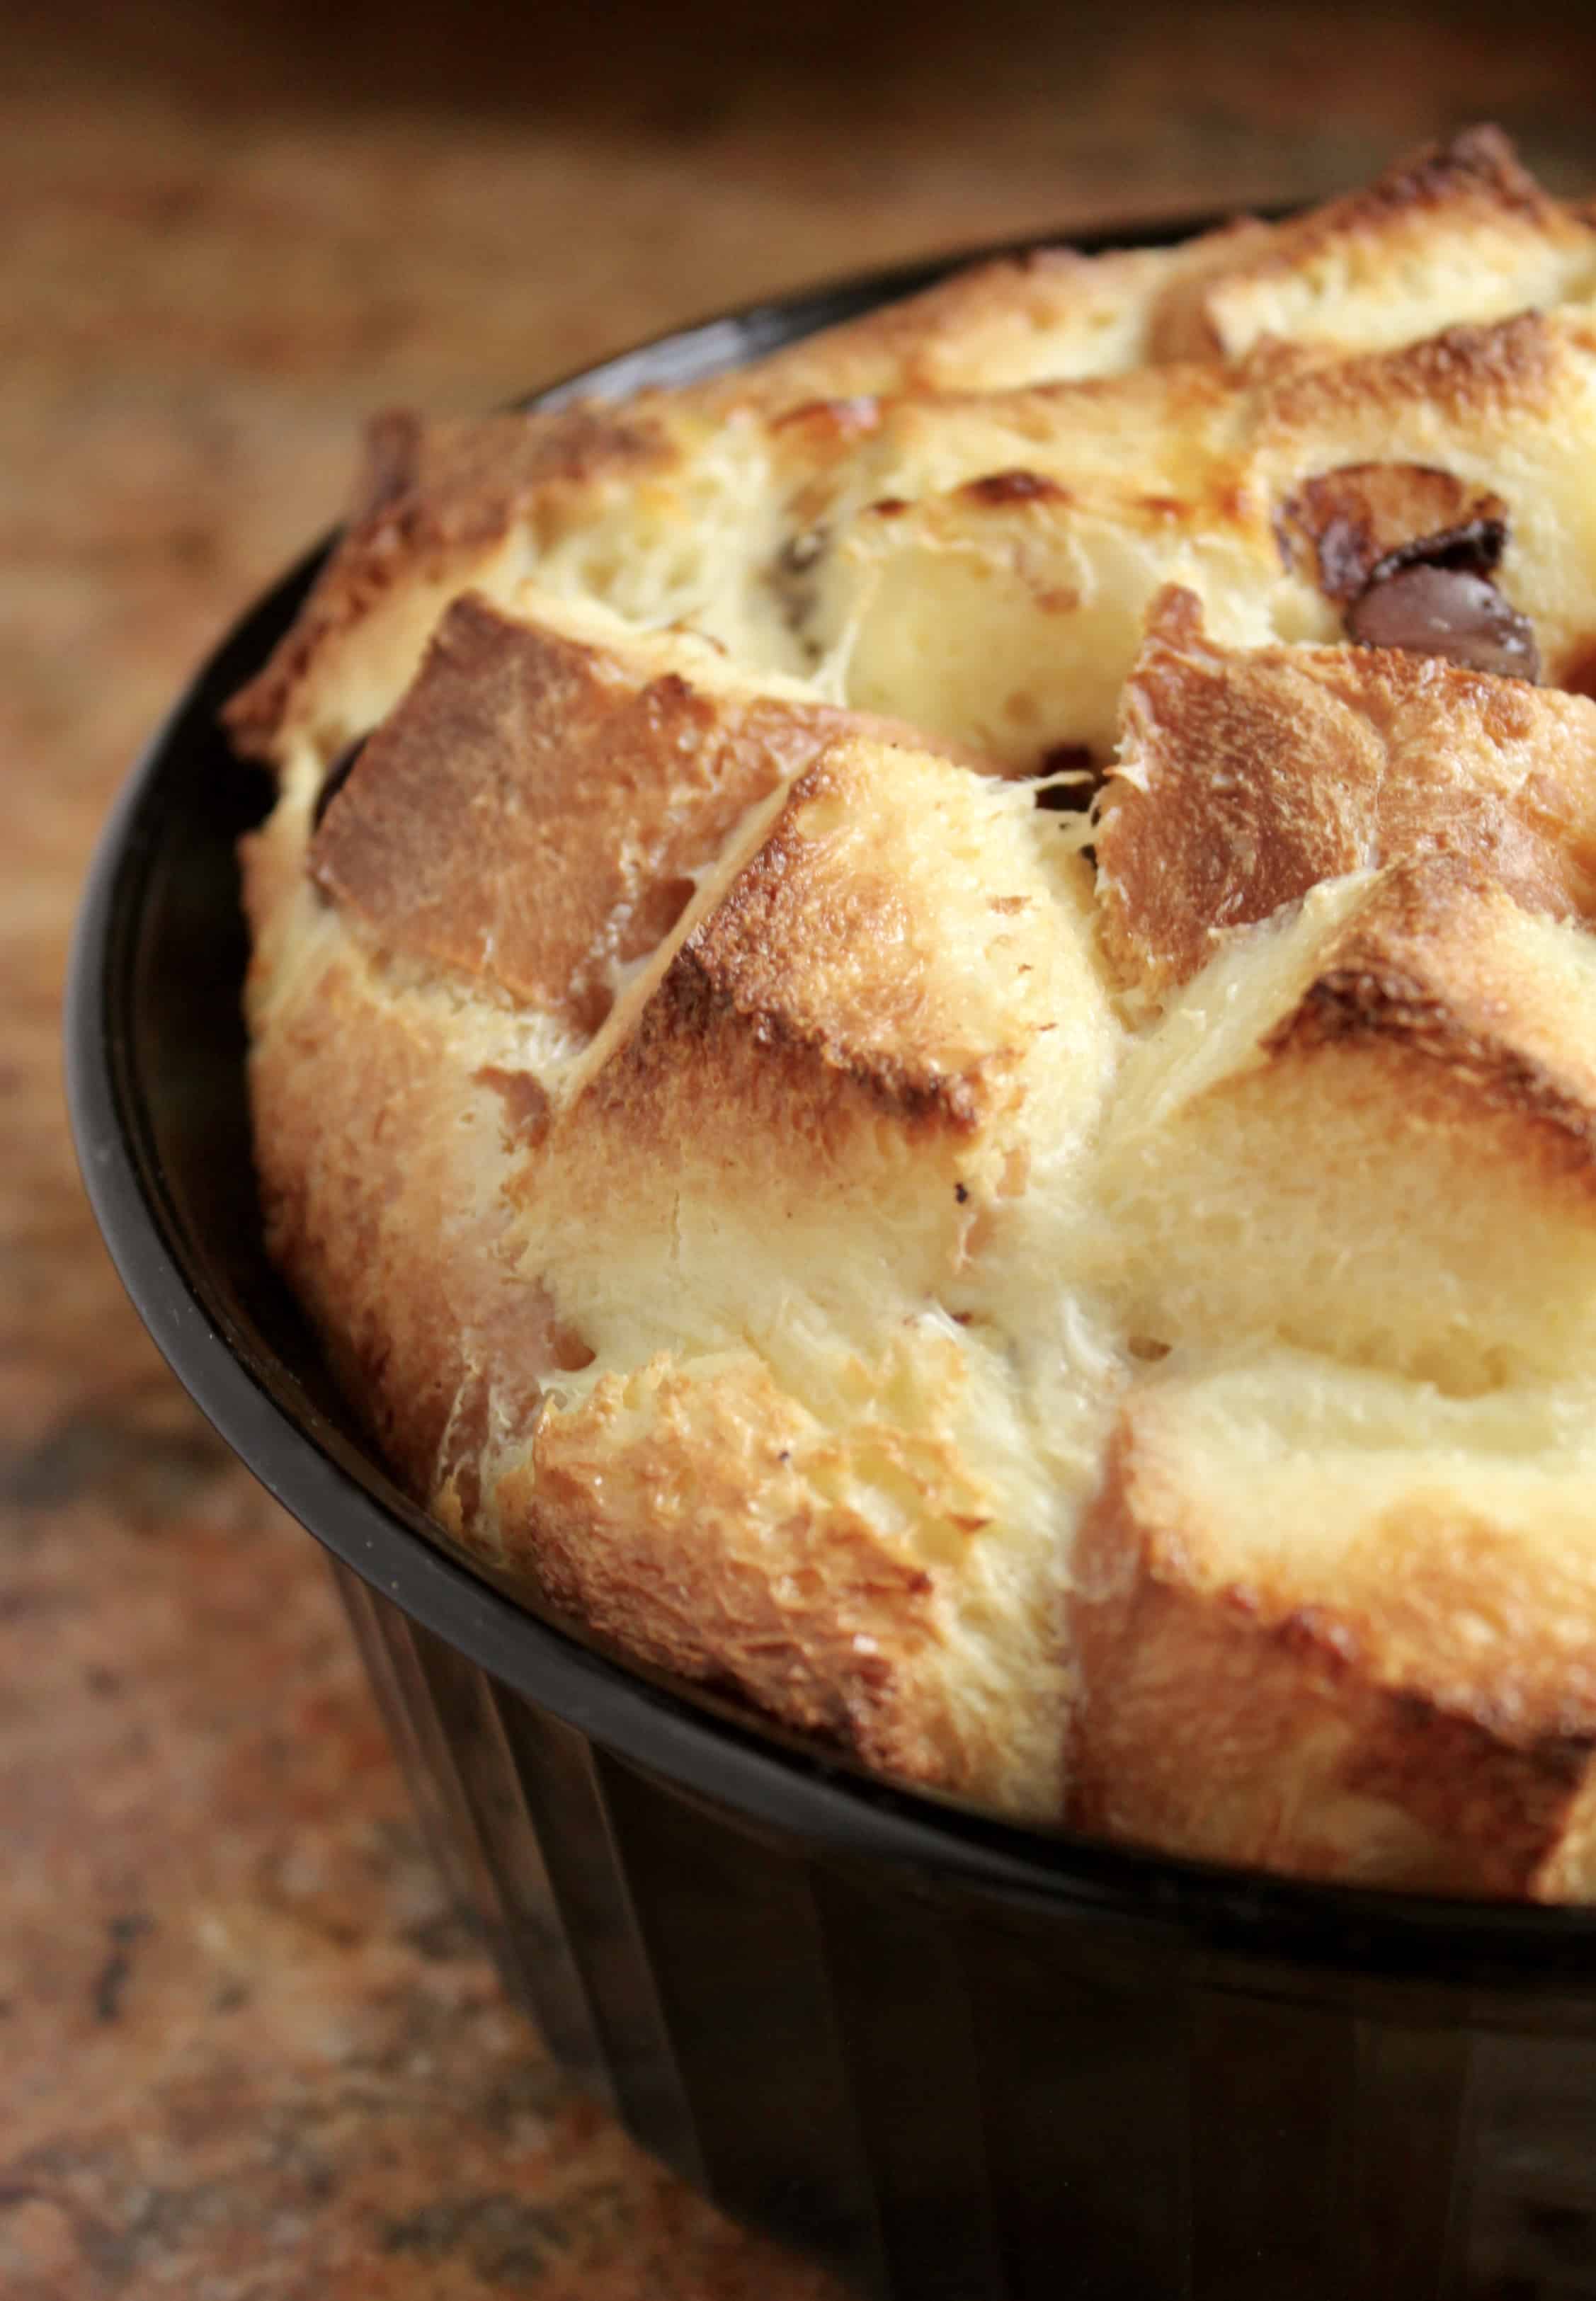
[[67, 222, 1596, 2301]]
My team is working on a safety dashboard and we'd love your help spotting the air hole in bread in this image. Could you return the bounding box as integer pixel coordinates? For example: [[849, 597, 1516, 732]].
[[550, 1325, 597, 1374], [1034, 743, 1097, 813]]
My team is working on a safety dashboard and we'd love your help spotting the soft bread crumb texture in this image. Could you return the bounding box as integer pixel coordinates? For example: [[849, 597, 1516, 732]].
[[234, 128, 1596, 1891]]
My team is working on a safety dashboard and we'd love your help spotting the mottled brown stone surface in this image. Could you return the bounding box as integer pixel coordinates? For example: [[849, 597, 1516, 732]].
[[9, 3, 1596, 2293]]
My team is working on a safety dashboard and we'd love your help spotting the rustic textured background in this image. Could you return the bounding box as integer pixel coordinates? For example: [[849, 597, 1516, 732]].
[[8, 4, 1596, 2293]]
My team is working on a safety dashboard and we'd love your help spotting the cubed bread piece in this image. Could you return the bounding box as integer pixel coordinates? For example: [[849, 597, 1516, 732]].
[[471, 733, 1119, 1815], [306, 590, 884, 1038], [1085, 861, 1596, 1392], [1250, 310, 1596, 682], [716, 130, 1596, 401], [1096, 588, 1596, 1007], [225, 404, 677, 763], [1151, 125, 1596, 363], [1070, 1349, 1596, 1897]]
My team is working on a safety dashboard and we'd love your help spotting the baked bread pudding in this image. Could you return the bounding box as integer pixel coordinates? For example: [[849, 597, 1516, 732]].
[[227, 129, 1596, 1900]]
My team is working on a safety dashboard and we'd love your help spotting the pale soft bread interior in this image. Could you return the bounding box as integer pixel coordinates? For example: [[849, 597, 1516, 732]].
[[1083, 868, 1596, 1393]]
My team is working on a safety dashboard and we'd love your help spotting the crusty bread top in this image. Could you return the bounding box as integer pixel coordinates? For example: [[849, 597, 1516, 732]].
[[225, 405, 670, 762], [310, 593, 864, 1032], [1069, 1352, 1596, 1895], [224, 126, 1596, 772], [232, 129, 1596, 1895], [1151, 122, 1596, 362], [1098, 587, 1596, 1003]]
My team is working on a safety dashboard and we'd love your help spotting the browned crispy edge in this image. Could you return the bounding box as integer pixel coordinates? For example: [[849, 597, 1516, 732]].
[[1067, 1412, 1596, 1896], [498, 1361, 974, 1791], [1265, 863, 1596, 1197], [1151, 125, 1571, 361], [1096, 593, 1596, 1003], [224, 403, 668, 760]]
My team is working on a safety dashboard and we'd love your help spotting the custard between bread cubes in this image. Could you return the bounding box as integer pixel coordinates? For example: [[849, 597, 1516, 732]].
[[226, 127, 1596, 1900]]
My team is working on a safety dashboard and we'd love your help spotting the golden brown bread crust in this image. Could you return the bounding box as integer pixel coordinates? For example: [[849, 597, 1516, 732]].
[[631, 757, 1008, 1131], [224, 404, 671, 761], [234, 127, 1596, 1892], [1149, 125, 1592, 364], [1097, 589, 1596, 1003], [726, 127, 1591, 395], [1069, 1393, 1596, 1897], [309, 593, 867, 1032], [1260, 864, 1596, 1204], [1265, 308, 1565, 435], [503, 1356, 977, 1792]]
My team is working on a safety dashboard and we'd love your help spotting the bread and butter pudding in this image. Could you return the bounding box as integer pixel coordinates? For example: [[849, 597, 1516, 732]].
[[226, 128, 1596, 1900]]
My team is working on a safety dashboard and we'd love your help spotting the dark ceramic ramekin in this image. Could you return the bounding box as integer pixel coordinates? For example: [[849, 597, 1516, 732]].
[[67, 225, 1596, 2301]]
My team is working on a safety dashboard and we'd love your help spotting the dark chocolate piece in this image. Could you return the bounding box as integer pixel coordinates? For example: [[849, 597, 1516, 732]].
[[1346, 564, 1540, 683]]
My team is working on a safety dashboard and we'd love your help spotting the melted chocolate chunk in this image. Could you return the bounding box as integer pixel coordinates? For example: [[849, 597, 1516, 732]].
[[1365, 513, 1506, 588], [1306, 516, 1372, 603], [1346, 564, 1541, 683], [1277, 464, 1508, 603], [312, 736, 367, 828]]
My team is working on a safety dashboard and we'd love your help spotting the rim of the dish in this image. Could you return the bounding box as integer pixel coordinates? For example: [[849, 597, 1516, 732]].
[[64, 212, 1596, 1985]]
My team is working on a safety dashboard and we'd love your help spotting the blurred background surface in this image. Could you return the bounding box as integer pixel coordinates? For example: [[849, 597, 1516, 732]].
[[8, 4, 1596, 2294]]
